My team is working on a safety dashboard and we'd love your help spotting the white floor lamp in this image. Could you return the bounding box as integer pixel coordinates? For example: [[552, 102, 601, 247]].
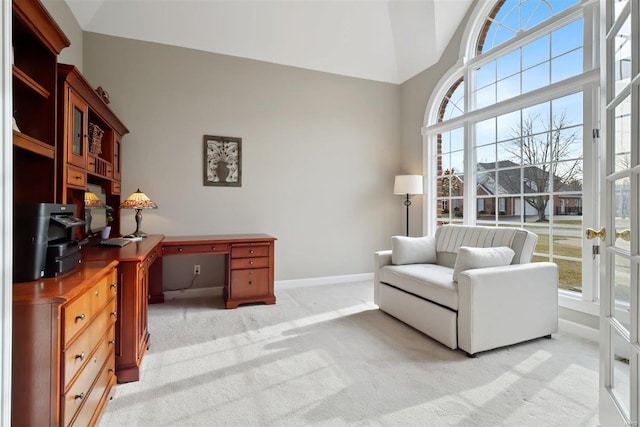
[[394, 175, 423, 236]]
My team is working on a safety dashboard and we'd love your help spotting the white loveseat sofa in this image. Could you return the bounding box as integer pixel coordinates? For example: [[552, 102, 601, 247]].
[[374, 224, 558, 356]]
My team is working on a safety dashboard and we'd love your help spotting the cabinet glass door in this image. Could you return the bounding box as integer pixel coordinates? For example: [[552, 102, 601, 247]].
[[67, 90, 87, 168]]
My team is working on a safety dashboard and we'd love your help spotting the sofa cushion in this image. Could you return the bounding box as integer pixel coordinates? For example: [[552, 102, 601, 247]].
[[452, 246, 515, 282], [391, 235, 437, 265], [379, 264, 458, 310], [435, 224, 536, 268]]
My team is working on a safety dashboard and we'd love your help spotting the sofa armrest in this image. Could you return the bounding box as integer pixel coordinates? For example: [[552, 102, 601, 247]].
[[457, 262, 558, 355], [373, 250, 392, 305]]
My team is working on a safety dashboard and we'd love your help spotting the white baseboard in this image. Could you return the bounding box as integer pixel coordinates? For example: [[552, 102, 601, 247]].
[[558, 318, 599, 343], [275, 273, 373, 289], [161, 273, 373, 299]]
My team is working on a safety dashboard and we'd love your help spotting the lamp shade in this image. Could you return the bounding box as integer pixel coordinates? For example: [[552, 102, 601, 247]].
[[394, 175, 423, 195], [119, 189, 158, 210], [84, 190, 105, 209]]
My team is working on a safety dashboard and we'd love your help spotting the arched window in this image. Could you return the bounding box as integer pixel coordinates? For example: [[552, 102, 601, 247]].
[[477, 0, 580, 54], [424, 0, 598, 299]]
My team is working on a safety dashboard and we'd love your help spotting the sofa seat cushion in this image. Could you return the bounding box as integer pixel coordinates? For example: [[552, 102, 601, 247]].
[[379, 264, 458, 310]]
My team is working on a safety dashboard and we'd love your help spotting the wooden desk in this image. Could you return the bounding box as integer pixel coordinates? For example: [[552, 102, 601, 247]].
[[82, 235, 164, 383], [81, 233, 275, 384], [160, 234, 276, 309]]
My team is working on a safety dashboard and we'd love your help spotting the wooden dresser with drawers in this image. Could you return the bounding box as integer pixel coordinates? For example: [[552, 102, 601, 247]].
[[12, 260, 119, 427]]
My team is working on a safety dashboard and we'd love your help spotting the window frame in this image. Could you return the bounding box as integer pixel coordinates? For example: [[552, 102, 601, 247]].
[[422, 0, 601, 311]]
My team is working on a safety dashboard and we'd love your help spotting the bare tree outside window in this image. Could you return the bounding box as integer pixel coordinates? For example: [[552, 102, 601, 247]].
[[501, 111, 582, 222]]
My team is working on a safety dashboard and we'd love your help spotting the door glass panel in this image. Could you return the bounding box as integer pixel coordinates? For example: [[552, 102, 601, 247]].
[[614, 96, 631, 172], [614, 15, 631, 97], [611, 326, 631, 418], [613, 177, 631, 251], [613, 255, 631, 313], [114, 141, 120, 173], [72, 106, 83, 156]]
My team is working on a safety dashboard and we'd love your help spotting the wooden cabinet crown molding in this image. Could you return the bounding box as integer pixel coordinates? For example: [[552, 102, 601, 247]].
[[13, 0, 70, 54], [58, 64, 130, 136]]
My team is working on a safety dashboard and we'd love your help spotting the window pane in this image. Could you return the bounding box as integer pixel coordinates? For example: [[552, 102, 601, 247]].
[[497, 49, 520, 80], [552, 92, 583, 126], [614, 254, 631, 306], [497, 139, 521, 165], [476, 84, 496, 109], [613, 177, 631, 252], [551, 48, 583, 83], [451, 151, 464, 174], [610, 327, 631, 418], [497, 111, 520, 141], [614, 16, 631, 96], [556, 258, 583, 291], [522, 62, 550, 94], [551, 19, 583, 57], [450, 127, 464, 151], [522, 102, 550, 135], [614, 96, 631, 172], [522, 35, 550, 69], [555, 160, 583, 192], [475, 118, 496, 145], [477, 144, 496, 168], [476, 61, 496, 89], [497, 168, 521, 194], [477, 171, 496, 194], [497, 73, 521, 102], [522, 0, 552, 30]]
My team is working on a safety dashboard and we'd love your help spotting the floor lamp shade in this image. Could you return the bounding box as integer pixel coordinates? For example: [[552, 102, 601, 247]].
[[394, 175, 423, 236], [394, 175, 423, 195]]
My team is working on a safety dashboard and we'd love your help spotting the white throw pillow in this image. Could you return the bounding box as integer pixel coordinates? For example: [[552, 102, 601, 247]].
[[391, 235, 437, 265], [452, 246, 515, 282]]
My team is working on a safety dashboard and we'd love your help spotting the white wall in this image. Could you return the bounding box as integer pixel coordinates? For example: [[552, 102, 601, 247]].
[[41, 0, 82, 70], [82, 33, 402, 284]]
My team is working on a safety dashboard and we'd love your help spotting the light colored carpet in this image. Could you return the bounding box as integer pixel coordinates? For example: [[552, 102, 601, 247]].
[[98, 281, 599, 426]]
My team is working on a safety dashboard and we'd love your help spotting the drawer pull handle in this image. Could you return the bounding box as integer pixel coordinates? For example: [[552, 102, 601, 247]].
[[75, 352, 85, 361], [109, 339, 116, 345], [95, 290, 99, 296], [249, 280, 253, 285], [108, 368, 115, 374], [75, 314, 86, 322], [249, 261, 254, 265], [110, 283, 117, 289], [110, 311, 117, 318], [178, 247, 183, 252], [211, 246, 216, 250], [250, 250, 254, 254], [75, 393, 85, 400], [94, 357, 98, 363]]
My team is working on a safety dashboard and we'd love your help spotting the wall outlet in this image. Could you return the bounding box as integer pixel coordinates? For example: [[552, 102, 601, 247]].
[[194, 264, 201, 275]]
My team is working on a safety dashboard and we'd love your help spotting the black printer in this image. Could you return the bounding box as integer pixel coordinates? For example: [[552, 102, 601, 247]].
[[13, 203, 85, 283]]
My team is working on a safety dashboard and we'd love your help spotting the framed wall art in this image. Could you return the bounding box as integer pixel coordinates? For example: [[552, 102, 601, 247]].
[[203, 135, 242, 187]]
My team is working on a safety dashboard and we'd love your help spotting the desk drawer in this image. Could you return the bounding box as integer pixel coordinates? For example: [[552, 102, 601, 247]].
[[231, 245, 269, 259], [163, 243, 229, 256], [230, 269, 269, 299], [63, 273, 116, 346], [63, 301, 115, 388], [230, 257, 269, 270], [63, 331, 113, 427], [66, 164, 86, 188]]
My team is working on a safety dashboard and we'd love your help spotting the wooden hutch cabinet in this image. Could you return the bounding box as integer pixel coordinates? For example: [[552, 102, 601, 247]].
[[57, 64, 129, 236], [12, 0, 69, 204]]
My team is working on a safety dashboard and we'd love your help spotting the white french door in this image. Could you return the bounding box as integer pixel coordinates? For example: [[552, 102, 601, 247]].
[[600, 0, 639, 425]]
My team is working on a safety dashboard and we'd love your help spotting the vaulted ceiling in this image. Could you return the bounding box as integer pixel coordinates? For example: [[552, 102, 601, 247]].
[[65, 0, 474, 84]]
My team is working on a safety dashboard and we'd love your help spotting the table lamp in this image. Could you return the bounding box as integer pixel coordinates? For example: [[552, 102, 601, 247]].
[[84, 189, 105, 234], [119, 188, 157, 238], [394, 175, 423, 236]]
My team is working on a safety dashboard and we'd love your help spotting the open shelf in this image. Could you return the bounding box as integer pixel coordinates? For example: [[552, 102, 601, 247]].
[[13, 65, 50, 98], [13, 130, 55, 158]]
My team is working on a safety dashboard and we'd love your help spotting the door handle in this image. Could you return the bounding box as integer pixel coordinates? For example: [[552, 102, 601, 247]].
[[616, 229, 631, 241], [586, 227, 605, 240]]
